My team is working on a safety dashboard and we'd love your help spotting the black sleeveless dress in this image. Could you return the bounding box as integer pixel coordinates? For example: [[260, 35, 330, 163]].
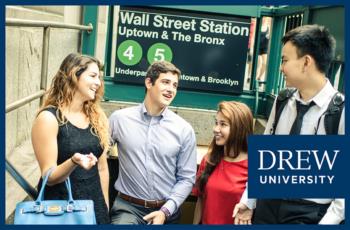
[[37, 107, 110, 224], [259, 27, 269, 55]]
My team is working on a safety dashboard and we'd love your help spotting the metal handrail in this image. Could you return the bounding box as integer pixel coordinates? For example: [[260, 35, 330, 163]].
[[5, 17, 94, 200], [6, 160, 38, 200], [5, 18, 94, 114], [6, 18, 93, 32], [6, 90, 46, 113]]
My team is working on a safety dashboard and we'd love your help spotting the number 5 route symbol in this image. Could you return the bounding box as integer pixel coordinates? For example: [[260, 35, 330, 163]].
[[147, 43, 173, 64]]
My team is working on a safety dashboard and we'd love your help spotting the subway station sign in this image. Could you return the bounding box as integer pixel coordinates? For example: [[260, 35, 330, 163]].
[[114, 6, 250, 94]]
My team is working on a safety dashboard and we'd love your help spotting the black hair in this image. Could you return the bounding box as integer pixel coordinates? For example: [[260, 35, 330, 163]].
[[282, 24, 336, 74]]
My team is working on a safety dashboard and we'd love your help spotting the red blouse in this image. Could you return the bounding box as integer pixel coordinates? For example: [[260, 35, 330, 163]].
[[193, 155, 248, 224]]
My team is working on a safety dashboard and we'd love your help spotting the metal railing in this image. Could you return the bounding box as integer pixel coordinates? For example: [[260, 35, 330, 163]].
[[6, 18, 93, 31], [5, 18, 94, 198], [6, 18, 93, 112]]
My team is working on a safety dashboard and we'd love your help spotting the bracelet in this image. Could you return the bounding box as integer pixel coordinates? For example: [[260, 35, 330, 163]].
[[71, 157, 79, 166]]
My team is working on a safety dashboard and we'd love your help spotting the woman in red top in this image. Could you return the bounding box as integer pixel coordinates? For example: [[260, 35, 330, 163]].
[[193, 101, 253, 224]]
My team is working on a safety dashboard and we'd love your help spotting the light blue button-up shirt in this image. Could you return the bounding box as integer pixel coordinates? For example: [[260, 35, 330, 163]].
[[109, 103, 197, 215]]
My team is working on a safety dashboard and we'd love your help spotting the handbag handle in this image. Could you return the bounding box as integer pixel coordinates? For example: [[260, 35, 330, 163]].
[[36, 168, 75, 204]]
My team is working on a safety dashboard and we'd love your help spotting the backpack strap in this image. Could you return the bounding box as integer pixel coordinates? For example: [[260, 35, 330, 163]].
[[271, 88, 297, 135], [323, 92, 344, 134]]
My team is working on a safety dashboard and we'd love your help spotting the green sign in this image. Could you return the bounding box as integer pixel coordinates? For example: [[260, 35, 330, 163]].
[[114, 6, 250, 94]]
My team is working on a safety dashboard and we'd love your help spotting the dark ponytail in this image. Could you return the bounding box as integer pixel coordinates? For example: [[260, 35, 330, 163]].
[[198, 141, 224, 193]]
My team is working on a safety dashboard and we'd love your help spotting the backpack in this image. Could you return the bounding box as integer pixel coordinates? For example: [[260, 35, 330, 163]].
[[271, 88, 344, 135]]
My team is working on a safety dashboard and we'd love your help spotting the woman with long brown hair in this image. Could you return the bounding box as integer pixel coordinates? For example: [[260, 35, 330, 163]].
[[31, 53, 110, 224], [193, 101, 253, 224]]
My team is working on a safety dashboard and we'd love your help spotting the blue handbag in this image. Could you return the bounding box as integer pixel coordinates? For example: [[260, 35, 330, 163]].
[[14, 169, 96, 224]]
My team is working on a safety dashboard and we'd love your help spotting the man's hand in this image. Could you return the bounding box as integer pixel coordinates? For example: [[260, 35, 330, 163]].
[[143, 211, 166, 225], [232, 202, 253, 225]]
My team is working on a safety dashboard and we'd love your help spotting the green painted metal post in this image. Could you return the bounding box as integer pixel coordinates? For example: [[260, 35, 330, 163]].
[[302, 7, 310, 24], [104, 6, 114, 76], [265, 16, 286, 95], [252, 17, 262, 116], [82, 6, 99, 56]]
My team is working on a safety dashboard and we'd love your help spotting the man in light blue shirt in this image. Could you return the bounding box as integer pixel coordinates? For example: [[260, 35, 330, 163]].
[[109, 61, 197, 224]]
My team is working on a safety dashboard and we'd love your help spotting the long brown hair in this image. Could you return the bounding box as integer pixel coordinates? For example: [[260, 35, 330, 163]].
[[39, 53, 109, 151], [198, 101, 253, 192]]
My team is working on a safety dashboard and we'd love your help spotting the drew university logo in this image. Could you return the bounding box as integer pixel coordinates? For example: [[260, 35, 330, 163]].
[[257, 149, 339, 185]]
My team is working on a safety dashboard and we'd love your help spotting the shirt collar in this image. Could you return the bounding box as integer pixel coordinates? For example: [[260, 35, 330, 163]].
[[141, 102, 148, 115], [141, 102, 168, 119], [294, 78, 336, 108]]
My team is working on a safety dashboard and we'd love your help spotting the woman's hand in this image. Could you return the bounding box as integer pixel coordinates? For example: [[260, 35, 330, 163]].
[[71, 153, 98, 170]]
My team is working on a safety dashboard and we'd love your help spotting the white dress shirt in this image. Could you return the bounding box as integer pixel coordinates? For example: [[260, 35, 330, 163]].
[[241, 80, 345, 224], [265, 79, 344, 135]]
